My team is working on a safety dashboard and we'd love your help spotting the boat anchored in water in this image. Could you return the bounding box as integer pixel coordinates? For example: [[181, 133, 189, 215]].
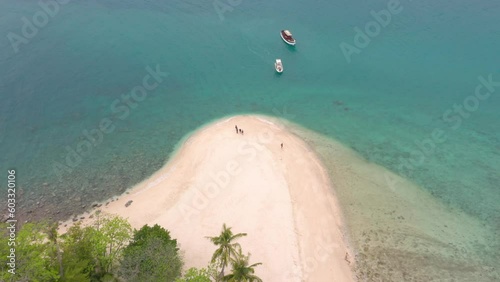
[[280, 30, 296, 46], [275, 59, 283, 73]]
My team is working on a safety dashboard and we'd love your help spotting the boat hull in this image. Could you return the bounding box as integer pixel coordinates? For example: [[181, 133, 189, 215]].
[[280, 32, 296, 46], [275, 59, 283, 73]]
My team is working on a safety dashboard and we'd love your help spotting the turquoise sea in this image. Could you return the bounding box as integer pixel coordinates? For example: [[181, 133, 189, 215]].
[[1, 0, 498, 280]]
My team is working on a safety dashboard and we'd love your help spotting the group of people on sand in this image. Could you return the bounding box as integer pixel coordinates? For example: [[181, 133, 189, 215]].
[[234, 125, 284, 149], [235, 125, 244, 135]]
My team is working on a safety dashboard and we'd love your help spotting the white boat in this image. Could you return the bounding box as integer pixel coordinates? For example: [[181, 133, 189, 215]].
[[280, 30, 296, 46], [275, 59, 283, 73]]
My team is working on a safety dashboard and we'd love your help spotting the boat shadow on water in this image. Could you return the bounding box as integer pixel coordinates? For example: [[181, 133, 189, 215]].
[[284, 44, 297, 52]]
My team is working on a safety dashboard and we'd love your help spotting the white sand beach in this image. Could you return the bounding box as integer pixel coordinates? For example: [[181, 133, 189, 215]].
[[60, 115, 355, 282]]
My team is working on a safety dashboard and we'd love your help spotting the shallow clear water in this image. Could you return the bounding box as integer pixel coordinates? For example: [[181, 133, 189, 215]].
[[1, 0, 499, 280]]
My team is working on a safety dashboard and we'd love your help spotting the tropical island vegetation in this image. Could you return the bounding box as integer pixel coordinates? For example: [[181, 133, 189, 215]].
[[0, 214, 262, 282]]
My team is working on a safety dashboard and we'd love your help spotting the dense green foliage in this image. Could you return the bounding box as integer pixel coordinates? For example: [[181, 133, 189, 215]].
[[127, 224, 178, 250], [0, 222, 59, 282], [0, 218, 260, 282], [175, 267, 213, 282], [118, 224, 183, 281], [60, 214, 132, 281], [0, 214, 132, 282]]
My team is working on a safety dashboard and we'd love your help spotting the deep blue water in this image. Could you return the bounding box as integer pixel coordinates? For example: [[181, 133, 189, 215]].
[[1, 0, 499, 280]]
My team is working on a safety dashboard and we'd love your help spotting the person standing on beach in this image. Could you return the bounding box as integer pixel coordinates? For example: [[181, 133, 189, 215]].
[[281, 143, 283, 149], [235, 125, 238, 134]]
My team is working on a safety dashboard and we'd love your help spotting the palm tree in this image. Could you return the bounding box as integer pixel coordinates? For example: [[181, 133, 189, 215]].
[[206, 223, 247, 279], [223, 251, 262, 282]]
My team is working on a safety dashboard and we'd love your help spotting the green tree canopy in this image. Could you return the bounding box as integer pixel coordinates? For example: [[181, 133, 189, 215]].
[[127, 224, 178, 250], [119, 224, 183, 281], [0, 222, 59, 282], [176, 268, 210, 282], [60, 214, 132, 281]]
